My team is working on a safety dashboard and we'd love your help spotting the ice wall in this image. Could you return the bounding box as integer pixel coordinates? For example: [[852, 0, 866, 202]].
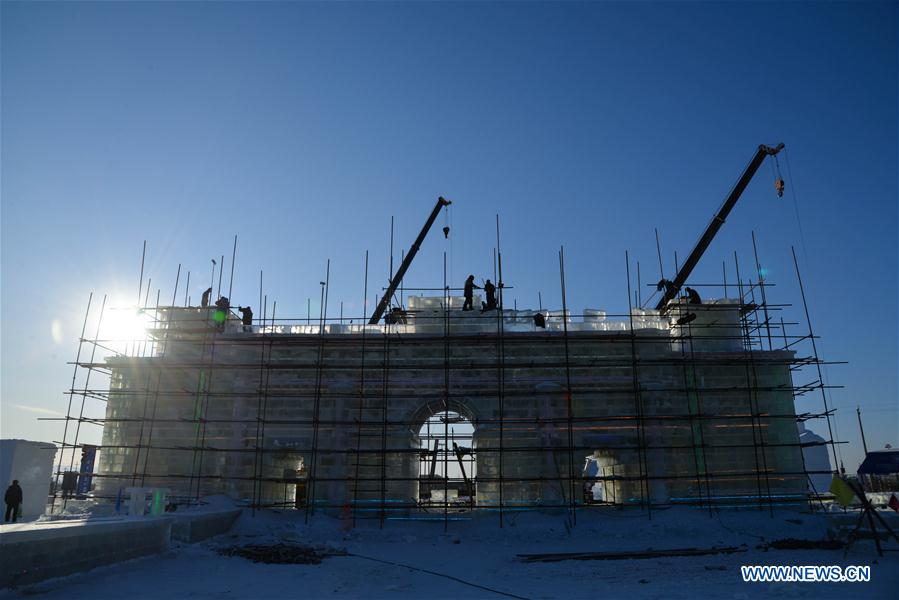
[[0, 439, 56, 521]]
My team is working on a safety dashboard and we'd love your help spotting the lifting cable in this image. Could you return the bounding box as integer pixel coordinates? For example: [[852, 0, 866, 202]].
[[443, 202, 454, 290], [783, 147, 845, 472], [772, 153, 786, 197]]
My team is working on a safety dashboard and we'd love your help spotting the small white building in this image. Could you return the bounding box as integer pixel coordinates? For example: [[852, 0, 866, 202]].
[[797, 424, 832, 495]]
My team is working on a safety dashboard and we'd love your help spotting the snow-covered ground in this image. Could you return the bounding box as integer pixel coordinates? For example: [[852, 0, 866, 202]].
[[2, 505, 896, 599]]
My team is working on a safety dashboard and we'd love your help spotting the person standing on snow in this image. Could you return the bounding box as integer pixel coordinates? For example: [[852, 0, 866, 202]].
[[5, 480, 23, 523]]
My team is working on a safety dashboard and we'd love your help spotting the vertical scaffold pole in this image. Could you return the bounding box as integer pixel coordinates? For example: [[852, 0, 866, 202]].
[[559, 247, 576, 525], [496, 215, 506, 525], [791, 246, 841, 473], [137, 241, 146, 305], [228, 235, 237, 300], [625, 252, 651, 518], [443, 251, 450, 531], [735, 253, 768, 512], [308, 262, 329, 521], [352, 251, 369, 527], [68, 295, 107, 486], [251, 294, 268, 515], [56, 293, 93, 512]]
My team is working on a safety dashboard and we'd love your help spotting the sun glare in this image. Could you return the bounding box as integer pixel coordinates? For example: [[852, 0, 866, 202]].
[[100, 305, 152, 342]]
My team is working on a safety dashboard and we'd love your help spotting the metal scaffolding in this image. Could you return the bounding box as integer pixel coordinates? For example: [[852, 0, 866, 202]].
[[48, 238, 843, 529]]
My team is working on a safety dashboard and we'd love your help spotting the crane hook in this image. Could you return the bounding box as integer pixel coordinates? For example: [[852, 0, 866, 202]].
[[442, 203, 450, 238], [773, 155, 785, 197]]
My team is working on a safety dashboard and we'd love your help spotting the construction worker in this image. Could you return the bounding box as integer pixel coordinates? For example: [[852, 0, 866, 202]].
[[238, 306, 253, 332], [213, 296, 230, 330], [684, 287, 702, 305], [656, 279, 676, 296], [201, 287, 213, 308], [481, 279, 497, 312], [462, 275, 479, 311], [385, 307, 406, 325]]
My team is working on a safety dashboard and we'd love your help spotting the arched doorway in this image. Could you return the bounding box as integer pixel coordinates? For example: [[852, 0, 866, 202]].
[[410, 401, 478, 510]]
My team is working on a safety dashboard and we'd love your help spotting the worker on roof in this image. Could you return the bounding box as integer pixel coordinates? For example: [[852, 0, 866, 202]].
[[385, 307, 406, 325], [656, 278, 676, 296], [684, 287, 702, 305], [462, 275, 479, 311], [213, 296, 230, 330], [201, 287, 213, 308], [238, 306, 253, 332], [481, 280, 497, 312]]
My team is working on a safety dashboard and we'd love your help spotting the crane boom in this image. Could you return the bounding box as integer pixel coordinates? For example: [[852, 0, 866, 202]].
[[655, 143, 784, 310], [369, 196, 452, 324]]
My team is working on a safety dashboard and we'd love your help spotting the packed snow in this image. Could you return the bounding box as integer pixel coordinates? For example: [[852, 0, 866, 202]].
[[2, 503, 896, 599]]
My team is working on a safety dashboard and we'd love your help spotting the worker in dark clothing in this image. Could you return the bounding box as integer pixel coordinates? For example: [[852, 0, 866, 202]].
[[238, 306, 253, 332], [656, 278, 676, 296], [481, 280, 497, 312], [214, 296, 230, 311], [385, 307, 407, 325], [213, 296, 230, 330], [462, 275, 479, 311], [201, 287, 213, 308], [5, 480, 22, 523], [684, 287, 702, 305]]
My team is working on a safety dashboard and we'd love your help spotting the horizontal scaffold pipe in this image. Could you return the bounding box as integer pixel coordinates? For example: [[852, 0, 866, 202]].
[[45, 410, 835, 427], [75, 468, 827, 485], [73, 380, 838, 401], [85, 355, 810, 371], [82, 439, 835, 455]]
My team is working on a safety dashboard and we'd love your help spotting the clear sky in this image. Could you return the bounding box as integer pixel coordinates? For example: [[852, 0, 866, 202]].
[[2, 1, 896, 474]]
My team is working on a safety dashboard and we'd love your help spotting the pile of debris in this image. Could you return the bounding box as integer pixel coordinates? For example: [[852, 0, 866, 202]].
[[218, 543, 346, 565], [763, 538, 845, 551]]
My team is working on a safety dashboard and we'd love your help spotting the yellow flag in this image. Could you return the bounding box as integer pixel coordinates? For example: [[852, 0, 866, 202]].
[[829, 476, 856, 507]]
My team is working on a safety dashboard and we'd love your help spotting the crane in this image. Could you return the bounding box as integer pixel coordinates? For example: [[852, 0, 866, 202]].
[[369, 196, 452, 324], [655, 143, 785, 311]]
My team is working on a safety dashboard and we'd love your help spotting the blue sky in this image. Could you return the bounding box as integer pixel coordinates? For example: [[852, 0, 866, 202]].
[[2, 1, 896, 472]]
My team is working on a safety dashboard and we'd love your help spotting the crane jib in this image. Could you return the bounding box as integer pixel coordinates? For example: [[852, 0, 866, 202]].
[[655, 143, 784, 311], [369, 197, 452, 325]]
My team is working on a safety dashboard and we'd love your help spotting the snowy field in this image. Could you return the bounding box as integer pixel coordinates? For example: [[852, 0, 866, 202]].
[[2, 505, 896, 599]]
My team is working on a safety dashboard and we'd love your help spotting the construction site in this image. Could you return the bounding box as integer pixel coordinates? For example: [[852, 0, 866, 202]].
[[51, 144, 843, 525], [5, 2, 897, 595]]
